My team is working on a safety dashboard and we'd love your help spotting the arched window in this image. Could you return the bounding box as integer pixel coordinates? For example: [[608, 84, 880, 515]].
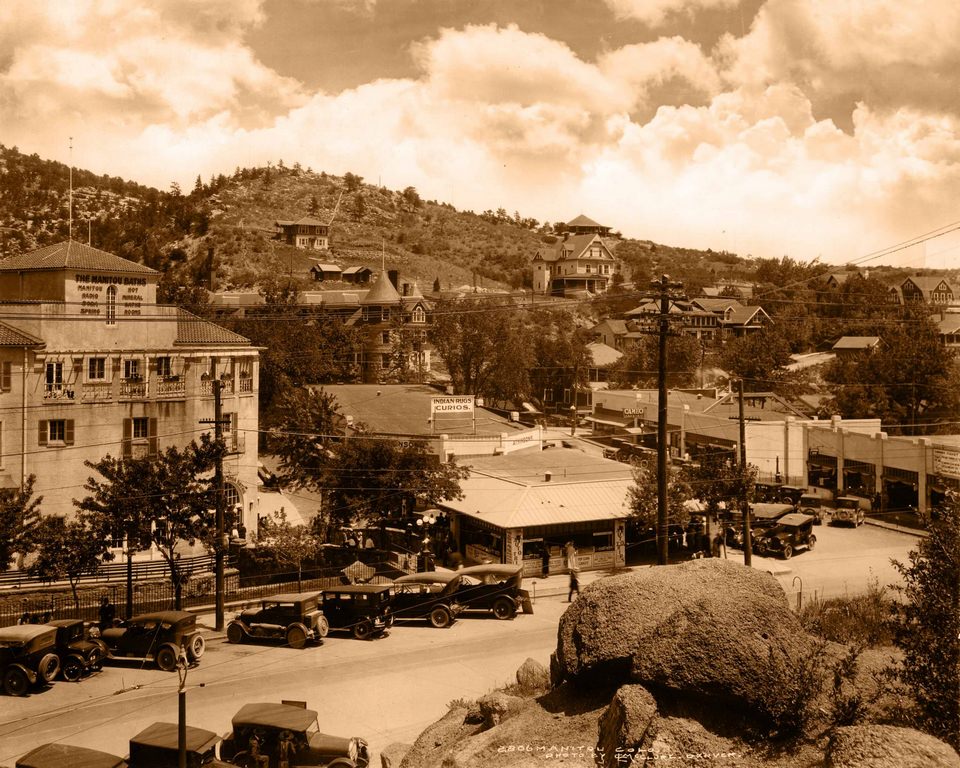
[[105, 285, 117, 326]]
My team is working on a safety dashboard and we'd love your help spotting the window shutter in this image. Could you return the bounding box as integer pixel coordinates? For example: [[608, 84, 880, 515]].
[[231, 412, 239, 452], [64, 420, 75, 446], [38, 420, 48, 447], [122, 418, 132, 459], [0, 362, 10, 392], [148, 417, 158, 457]]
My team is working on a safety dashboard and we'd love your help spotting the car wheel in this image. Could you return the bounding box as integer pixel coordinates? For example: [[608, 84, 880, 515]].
[[38, 653, 60, 684], [807, 535, 816, 550], [186, 633, 206, 661], [316, 615, 330, 639], [88, 644, 104, 671], [429, 607, 452, 629], [782, 544, 793, 560], [61, 654, 85, 682], [226, 622, 246, 644], [352, 620, 373, 641], [286, 624, 308, 650], [155, 644, 179, 672], [3, 665, 30, 696], [492, 597, 516, 620]]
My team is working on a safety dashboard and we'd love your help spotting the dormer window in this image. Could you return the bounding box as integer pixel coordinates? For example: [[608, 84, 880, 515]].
[[412, 306, 426, 324]]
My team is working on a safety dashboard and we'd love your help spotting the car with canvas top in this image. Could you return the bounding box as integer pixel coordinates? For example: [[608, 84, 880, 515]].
[[228, 592, 330, 649], [100, 610, 205, 671]]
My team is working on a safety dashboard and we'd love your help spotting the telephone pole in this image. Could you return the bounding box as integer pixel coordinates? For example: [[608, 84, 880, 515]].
[[199, 379, 229, 631], [652, 275, 683, 566], [737, 378, 752, 566]]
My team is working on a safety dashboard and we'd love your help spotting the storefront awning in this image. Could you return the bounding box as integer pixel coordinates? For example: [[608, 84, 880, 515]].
[[585, 416, 630, 428]]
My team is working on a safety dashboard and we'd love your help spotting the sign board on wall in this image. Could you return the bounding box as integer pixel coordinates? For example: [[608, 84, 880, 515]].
[[431, 396, 475, 414], [933, 448, 960, 479]]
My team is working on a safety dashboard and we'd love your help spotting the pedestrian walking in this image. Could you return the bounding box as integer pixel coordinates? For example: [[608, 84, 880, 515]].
[[99, 596, 116, 632], [540, 543, 550, 579], [565, 542, 580, 601]]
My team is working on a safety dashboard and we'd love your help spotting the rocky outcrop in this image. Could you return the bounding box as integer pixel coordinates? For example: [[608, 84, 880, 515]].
[[552, 559, 790, 684], [825, 725, 960, 767], [596, 684, 658, 768]]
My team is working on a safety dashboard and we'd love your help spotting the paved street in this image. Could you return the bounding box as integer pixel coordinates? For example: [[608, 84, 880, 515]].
[[0, 521, 920, 766]]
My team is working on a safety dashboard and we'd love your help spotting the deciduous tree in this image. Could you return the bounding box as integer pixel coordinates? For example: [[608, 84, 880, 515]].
[[255, 510, 322, 591], [0, 475, 42, 571], [30, 515, 112, 611], [609, 334, 700, 389]]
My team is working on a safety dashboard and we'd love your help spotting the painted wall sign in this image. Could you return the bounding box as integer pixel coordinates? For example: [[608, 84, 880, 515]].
[[431, 396, 475, 414]]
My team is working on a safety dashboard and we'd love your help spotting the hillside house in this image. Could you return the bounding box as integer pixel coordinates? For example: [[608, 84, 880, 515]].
[[532, 216, 620, 296], [900, 276, 958, 306], [310, 263, 342, 282], [342, 266, 372, 284], [936, 314, 960, 349], [724, 305, 771, 336], [274, 216, 330, 250]]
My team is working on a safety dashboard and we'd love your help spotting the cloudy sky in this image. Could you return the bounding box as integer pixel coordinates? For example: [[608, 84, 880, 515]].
[[3, 0, 960, 266]]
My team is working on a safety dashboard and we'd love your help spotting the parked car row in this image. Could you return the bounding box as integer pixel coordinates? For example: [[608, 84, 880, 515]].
[[15, 700, 369, 768], [1, 610, 206, 697], [227, 564, 530, 649]]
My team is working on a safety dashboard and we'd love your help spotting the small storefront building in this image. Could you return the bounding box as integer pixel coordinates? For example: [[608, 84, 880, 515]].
[[439, 448, 631, 577]]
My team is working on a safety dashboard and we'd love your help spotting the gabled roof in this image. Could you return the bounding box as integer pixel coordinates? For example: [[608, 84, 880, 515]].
[[936, 314, 960, 334], [276, 215, 329, 227], [359, 271, 402, 305], [902, 275, 953, 294], [0, 241, 156, 274], [175, 309, 250, 345], [593, 318, 628, 335], [342, 265, 372, 275], [725, 305, 769, 326], [310, 263, 342, 272], [693, 297, 744, 313], [0, 321, 44, 347]]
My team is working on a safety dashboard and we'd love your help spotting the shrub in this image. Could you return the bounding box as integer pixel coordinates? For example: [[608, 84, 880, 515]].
[[798, 577, 894, 647], [759, 639, 828, 738], [891, 502, 960, 748]]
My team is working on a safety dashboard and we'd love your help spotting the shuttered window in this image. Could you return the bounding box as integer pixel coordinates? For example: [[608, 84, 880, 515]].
[[38, 419, 73, 446], [0, 362, 10, 392]]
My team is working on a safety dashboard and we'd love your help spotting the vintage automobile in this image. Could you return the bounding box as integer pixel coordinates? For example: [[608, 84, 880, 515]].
[[318, 585, 393, 640], [724, 503, 795, 548], [831, 496, 869, 527], [128, 722, 235, 768], [388, 572, 464, 628], [219, 701, 369, 768], [0, 624, 60, 696], [227, 592, 330, 649], [453, 564, 529, 620], [16, 743, 127, 768], [798, 493, 835, 524], [48, 619, 107, 682], [100, 610, 206, 672], [755, 512, 817, 559]]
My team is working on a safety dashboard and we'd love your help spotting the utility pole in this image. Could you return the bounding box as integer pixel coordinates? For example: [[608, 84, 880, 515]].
[[199, 379, 228, 631], [652, 275, 683, 566], [737, 378, 752, 566]]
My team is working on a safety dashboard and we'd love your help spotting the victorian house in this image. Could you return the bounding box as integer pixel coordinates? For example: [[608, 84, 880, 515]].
[[532, 215, 619, 296]]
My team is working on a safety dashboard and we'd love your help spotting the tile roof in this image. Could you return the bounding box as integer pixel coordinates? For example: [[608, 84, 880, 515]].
[[175, 309, 250, 345], [0, 241, 156, 274], [0, 321, 44, 347]]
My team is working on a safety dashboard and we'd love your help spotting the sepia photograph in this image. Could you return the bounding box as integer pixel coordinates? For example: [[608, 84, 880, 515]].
[[0, 1, 958, 766]]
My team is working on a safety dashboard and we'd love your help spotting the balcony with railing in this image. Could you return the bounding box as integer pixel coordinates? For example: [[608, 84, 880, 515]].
[[200, 376, 235, 396], [119, 377, 147, 399], [44, 384, 75, 402], [156, 376, 186, 398], [81, 382, 113, 402], [238, 376, 254, 394]]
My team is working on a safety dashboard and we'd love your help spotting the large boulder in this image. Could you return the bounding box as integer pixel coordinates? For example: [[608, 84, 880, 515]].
[[515, 657, 550, 692], [596, 684, 658, 768], [380, 742, 411, 768], [552, 559, 795, 684], [478, 691, 525, 729], [826, 725, 960, 767]]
